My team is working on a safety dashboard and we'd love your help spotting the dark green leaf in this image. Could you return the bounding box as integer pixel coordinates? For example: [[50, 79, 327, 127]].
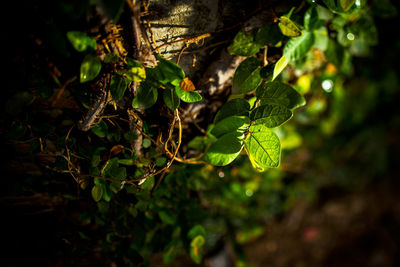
[[102, 184, 112, 202], [214, 98, 250, 123], [228, 30, 261, 56], [155, 157, 167, 167], [255, 23, 283, 46], [278, 16, 302, 37], [159, 210, 176, 224], [163, 87, 180, 110], [155, 54, 185, 85], [283, 30, 314, 63], [103, 157, 127, 180], [110, 75, 128, 101], [211, 116, 250, 138], [132, 82, 158, 109], [244, 124, 281, 170], [256, 81, 305, 109], [203, 132, 244, 166], [175, 85, 202, 103], [91, 184, 103, 202], [340, 0, 355, 11], [260, 64, 275, 81], [92, 0, 125, 21], [188, 225, 206, 239], [80, 54, 101, 83], [66, 31, 96, 52], [250, 104, 293, 127], [304, 6, 321, 30], [91, 120, 108, 138], [124, 130, 138, 141], [232, 57, 262, 94]]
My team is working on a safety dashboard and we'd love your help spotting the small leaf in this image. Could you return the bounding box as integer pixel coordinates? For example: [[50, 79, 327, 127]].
[[80, 54, 102, 83], [244, 124, 281, 170], [260, 64, 275, 81], [66, 31, 96, 52], [91, 120, 108, 138], [256, 81, 305, 109], [110, 75, 128, 101], [304, 6, 321, 30], [228, 30, 261, 56], [211, 116, 250, 138], [250, 104, 293, 127], [272, 55, 289, 81], [232, 57, 262, 94], [214, 98, 250, 123], [283, 30, 315, 63], [159, 210, 176, 225], [191, 235, 205, 247], [155, 54, 185, 84], [118, 158, 135, 165], [188, 225, 206, 239], [102, 157, 127, 180], [175, 85, 202, 103], [278, 16, 302, 37], [163, 87, 180, 110], [91, 184, 103, 202], [132, 82, 158, 109], [203, 132, 244, 166], [142, 138, 151, 148], [125, 59, 146, 82]]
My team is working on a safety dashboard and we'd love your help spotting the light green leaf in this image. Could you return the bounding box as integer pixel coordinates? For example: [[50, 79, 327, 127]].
[[80, 54, 101, 83], [203, 132, 244, 166], [91, 184, 103, 202], [175, 85, 202, 103], [256, 81, 305, 109], [250, 104, 293, 127], [211, 116, 250, 138], [91, 120, 108, 138], [155, 54, 185, 84], [283, 30, 315, 63], [228, 30, 261, 56], [132, 82, 158, 109], [244, 124, 281, 170], [163, 87, 180, 110], [118, 158, 135, 166], [278, 16, 302, 37], [214, 98, 250, 123], [191, 235, 205, 247], [232, 57, 262, 94], [272, 55, 288, 81], [110, 75, 128, 101], [125, 59, 146, 82], [67, 31, 96, 52]]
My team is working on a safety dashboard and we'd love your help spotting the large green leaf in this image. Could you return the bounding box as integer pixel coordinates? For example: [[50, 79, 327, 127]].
[[175, 85, 202, 103], [228, 30, 261, 56], [232, 58, 262, 94], [80, 54, 102, 83], [110, 75, 128, 101], [256, 81, 305, 109], [66, 31, 96, 52], [283, 30, 315, 63], [272, 55, 289, 81], [132, 82, 158, 109], [250, 104, 293, 127], [278, 16, 302, 37], [244, 124, 281, 170], [163, 87, 180, 110], [214, 98, 250, 123], [203, 132, 244, 166], [155, 54, 185, 85], [210, 116, 250, 138]]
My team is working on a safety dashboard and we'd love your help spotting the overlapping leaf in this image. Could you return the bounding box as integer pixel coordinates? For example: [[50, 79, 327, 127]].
[[228, 30, 261, 56], [203, 132, 244, 166], [256, 81, 305, 109], [250, 104, 293, 128], [214, 98, 250, 123], [210, 116, 250, 138], [132, 82, 158, 109], [232, 57, 262, 94], [283, 30, 315, 62]]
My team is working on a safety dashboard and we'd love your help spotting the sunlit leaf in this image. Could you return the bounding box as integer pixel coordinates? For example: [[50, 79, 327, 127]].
[[228, 30, 261, 56], [163, 87, 180, 110], [256, 81, 305, 109], [278, 16, 302, 37], [125, 59, 146, 82], [283, 30, 314, 63], [250, 104, 293, 127], [272, 55, 289, 81], [91, 184, 103, 202], [203, 132, 244, 166], [110, 75, 128, 101], [175, 85, 202, 103], [244, 124, 281, 170], [132, 82, 158, 109], [214, 98, 250, 123], [66, 31, 96, 52], [232, 57, 262, 94], [80, 54, 102, 83], [155, 54, 185, 85], [211, 116, 250, 138]]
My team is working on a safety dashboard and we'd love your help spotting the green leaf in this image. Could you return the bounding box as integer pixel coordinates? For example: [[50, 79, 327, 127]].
[[163, 87, 180, 110], [211, 116, 250, 138], [142, 138, 151, 148], [188, 225, 206, 239], [91, 184, 103, 202], [91, 120, 108, 138], [203, 132, 244, 166], [283, 30, 315, 63], [125, 59, 146, 82], [159, 210, 176, 225], [260, 64, 275, 81], [102, 184, 112, 202], [155, 157, 167, 167], [244, 124, 281, 170], [66, 31, 96, 52], [256, 81, 305, 109], [278, 16, 302, 37], [272, 55, 289, 81], [103, 158, 127, 180], [228, 30, 261, 56], [190, 235, 205, 264], [175, 85, 202, 103], [155, 54, 185, 84], [214, 98, 250, 123], [232, 57, 262, 94], [304, 6, 321, 30], [132, 82, 158, 109], [110, 75, 128, 101], [323, 0, 340, 12], [250, 104, 293, 127], [255, 23, 283, 46], [118, 158, 135, 166], [80, 54, 102, 83]]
